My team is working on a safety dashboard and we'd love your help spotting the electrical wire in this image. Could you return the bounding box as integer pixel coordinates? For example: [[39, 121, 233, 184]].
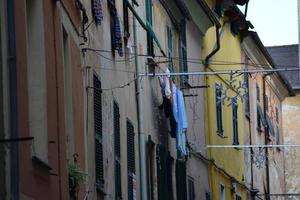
[[82, 47, 300, 69], [87, 76, 138, 91], [90, 65, 136, 74]]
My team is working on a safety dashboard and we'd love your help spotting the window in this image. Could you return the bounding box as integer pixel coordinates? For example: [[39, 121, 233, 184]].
[[236, 194, 242, 200], [257, 105, 262, 129], [146, 0, 154, 56], [256, 83, 260, 102], [244, 73, 250, 115], [167, 26, 173, 72], [114, 101, 122, 199], [215, 83, 223, 134], [275, 107, 280, 145], [123, 0, 130, 40], [179, 20, 188, 84], [147, 136, 155, 200], [264, 94, 268, 112], [176, 159, 187, 200], [232, 98, 239, 145], [127, 120, 135, 200], [188, 177, 195, 200], [26, 0, 48, 162], [94, 73, 104, 191], [220, 184, 225, 200], [206, 192, 211, 200], [156, 145, 173, 200]]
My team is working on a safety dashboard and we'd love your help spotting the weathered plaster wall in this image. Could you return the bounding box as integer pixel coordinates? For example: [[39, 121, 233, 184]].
[[283, 95, 300, 198]]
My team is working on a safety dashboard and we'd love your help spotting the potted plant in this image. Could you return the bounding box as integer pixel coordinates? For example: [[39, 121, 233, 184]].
[[68, 162, 86, 199]]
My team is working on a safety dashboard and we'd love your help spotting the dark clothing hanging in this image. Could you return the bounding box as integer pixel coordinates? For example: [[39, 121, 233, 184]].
[[169, 111, 177, 138], [91, 0, 104, 25], [108, 0, 123, 56]]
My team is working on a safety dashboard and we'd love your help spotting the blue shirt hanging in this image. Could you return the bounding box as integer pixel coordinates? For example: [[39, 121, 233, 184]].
[[92, 0, 103, 25]]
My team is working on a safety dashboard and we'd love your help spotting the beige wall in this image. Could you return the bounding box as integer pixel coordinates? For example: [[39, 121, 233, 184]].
[[283, 95, 300, 198]]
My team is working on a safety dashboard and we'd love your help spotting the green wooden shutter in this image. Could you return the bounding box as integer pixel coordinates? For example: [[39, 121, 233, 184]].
[[94, 73, 104, 191], [256, 84, 260, 102], [156, 145, 170, 200], [147, 136, 155, 200], [167, 26, 173, 73], [114, 101, 122, 199], [176, 159, 187, 200], [127, 120, 135, 200], [275, 107, 280, 145], [179, 19, 188, 83], [232, 98, 239, 145], [215, 83, 223, 134], [146, 0, 154, 55]]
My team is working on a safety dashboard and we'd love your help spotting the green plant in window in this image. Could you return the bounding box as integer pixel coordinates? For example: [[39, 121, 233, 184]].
[[68, 162, 87, 199]]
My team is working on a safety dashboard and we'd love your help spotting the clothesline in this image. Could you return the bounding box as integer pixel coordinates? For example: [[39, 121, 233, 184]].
[[206, 144, 300, 148], [139, 67, 300, 77]]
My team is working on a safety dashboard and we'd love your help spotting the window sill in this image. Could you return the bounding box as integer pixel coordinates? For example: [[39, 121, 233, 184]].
[[217, 132, 227, 138], [32, 156, 52, 175]]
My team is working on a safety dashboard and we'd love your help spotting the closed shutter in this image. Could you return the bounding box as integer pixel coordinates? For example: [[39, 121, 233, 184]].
[[232, 98, 239, 145], [156, 144, 170, 200], [176, 159, 187, 200], [167, 26, 173, 73], [146, 0, 154, 55], [275, 107, 280, 145], [94, 73, 104, 191], [179, 19, 188, 83], [147, 136, 155, 200], [114, 102, 122, 199], [127, 120, 135, 200], [215, 83, 223, 134]]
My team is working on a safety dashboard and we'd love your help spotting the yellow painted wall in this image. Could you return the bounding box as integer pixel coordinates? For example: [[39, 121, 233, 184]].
[[203, 22, 247, 199]]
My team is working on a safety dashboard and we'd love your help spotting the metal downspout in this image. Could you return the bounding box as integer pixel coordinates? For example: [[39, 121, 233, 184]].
[[6, 0, 19, 199], [132, 3, 147, 200], [263, 73, 271, 200], [205, 25, 220, 64]]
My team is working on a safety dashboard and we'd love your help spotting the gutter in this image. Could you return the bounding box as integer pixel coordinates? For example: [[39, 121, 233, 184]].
[[205, 25, 220, 64], [6, 0, 19, 198], [132, 2, 148, 200]]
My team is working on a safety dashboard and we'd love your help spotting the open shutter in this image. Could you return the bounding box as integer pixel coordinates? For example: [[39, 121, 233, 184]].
[[127, 120, 135, 200], [114, 102, 122, 199], [94, 73, 104, 191]]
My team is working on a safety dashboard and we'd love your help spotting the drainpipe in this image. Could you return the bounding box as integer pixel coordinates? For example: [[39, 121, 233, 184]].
[[7, 0, 19, 199], [132, 3, 147, 200], [205, 25, 220, 64], [263, 73, 272, 200]]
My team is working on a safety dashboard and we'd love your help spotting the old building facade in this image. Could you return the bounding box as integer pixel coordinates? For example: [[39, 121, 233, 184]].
[[242, 32, 294, 200]]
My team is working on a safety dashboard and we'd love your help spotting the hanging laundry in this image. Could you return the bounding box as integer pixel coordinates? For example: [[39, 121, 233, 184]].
[[158, 68, 171, 99], [176, 89, 188, 129], [112, 12, 123, 56], [91, 0, 103, 25], [175, 89, 188, 156], [126, 36, 134, 54]]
